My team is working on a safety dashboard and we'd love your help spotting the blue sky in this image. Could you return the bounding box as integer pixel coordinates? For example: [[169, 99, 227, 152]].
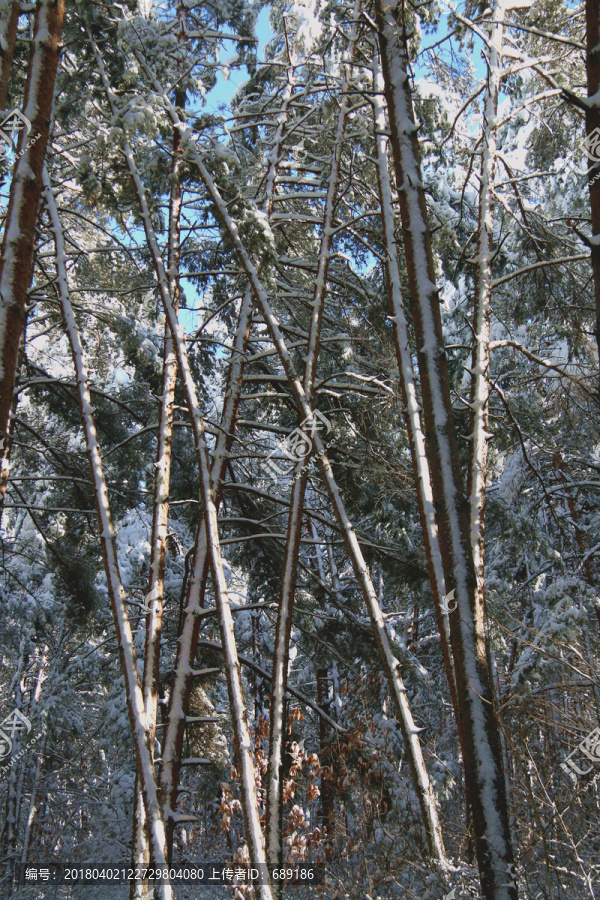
[[203, 7, 275, 113], [178, 7, 274, 332]]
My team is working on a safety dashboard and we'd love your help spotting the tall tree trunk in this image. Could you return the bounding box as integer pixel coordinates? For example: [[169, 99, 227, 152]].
[[130, 91, 183, 896], [0, 0, 65, 494], [43, 168, 173, 900], [468, 0, 504, 612], [586, 0, 600, 391], [372, 50, 458, 719], [0, 0, 20, 109], [265, 13, 358, 884], [159, 62, 297, 861], [89, 38, 271, 896], [375, 1, 517, 896], [372, 48, 477, 858]]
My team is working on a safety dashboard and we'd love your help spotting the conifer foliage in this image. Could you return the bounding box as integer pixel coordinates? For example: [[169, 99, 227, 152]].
[[0, 0, 599, 897]]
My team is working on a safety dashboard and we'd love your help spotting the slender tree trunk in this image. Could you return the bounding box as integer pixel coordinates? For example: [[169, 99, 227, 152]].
[[0, 0, 63, 439], [89, 38, 271, 895], [19, 646, 47, 871], [316, 668, 334, 842], [0, 0, 20, 109], [586, 0, 600, 391], [265, 14, 358, 884], [375, 2, 516, 896], [159, 285, 253, 856], [372, 51, 457, 716], [0, 0, 65, 497], [43, 168, 173, 900], [153, 82, 446, 869], [130, 95, 183, 896], [0, 640, 26, 883], [19, 732, 47, 871], [159, 63, 297, 860], [468, 0, 504, 611], [372, 49, 477, 856]]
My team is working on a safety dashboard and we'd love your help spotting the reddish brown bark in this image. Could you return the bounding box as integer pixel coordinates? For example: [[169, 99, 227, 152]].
[[0, 0, 20, 109], [375, 1, 516, 896], [0, 0, 65, 460]]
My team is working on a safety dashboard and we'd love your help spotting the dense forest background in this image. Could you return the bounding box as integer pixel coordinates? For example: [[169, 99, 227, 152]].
[[1, 0, 600, 897]]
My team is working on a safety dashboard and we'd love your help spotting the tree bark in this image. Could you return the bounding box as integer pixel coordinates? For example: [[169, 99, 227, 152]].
[[44, 167, 173, 900], [130, 96, 183, 896], [468, 0, 505, 612], [0, 0, 65, 495], [0, 0, 20, 109], [153, 84, 446, 868], [89, 37, 271, 896], [375, 1, 517, 896]]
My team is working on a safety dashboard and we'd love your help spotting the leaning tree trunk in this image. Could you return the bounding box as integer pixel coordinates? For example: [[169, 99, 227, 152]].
[[265, 11, 359, 885], [372, 50, 457, 719], [0, 0, 65, 482], [375, 1, 517, 897], [151, 79, 447, 869], [130, 97, 183, 896], [372, 47, 479, 854], [43, 168, 173, 900], [159, 61, 297, 860], [89, 36, 272, 897]]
